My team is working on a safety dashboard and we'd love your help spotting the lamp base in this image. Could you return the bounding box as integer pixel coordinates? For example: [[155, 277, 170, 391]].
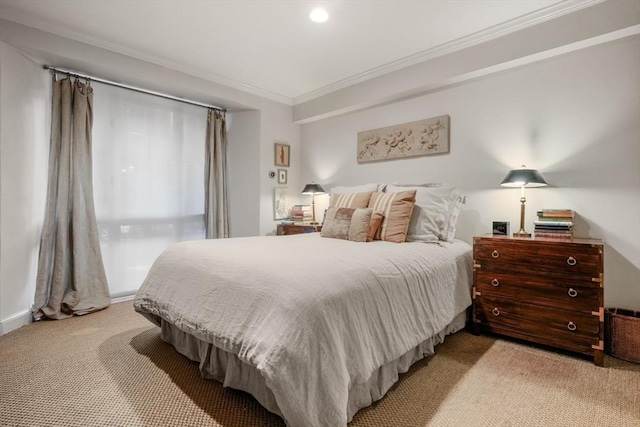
[[513, 195, 531, 238], [513, 231, 532, 238]]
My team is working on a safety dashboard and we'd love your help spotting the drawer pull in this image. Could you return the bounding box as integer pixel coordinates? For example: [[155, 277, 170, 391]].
[[567, 256, 577, 266], [568, 288, 578, 298], [492, 307, 500, 316], [492, 250, 500, 259], [491, 279, 499, 287], [567, 321, 577, 331]]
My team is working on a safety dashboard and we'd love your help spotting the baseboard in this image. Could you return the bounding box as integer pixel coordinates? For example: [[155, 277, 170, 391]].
[[0, 293, 135, 336], [0, 309, 32, 335], [111, 294, 135, 304]]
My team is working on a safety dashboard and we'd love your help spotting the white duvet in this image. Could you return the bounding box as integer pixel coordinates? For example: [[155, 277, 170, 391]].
[[134, 233, 472, 427]]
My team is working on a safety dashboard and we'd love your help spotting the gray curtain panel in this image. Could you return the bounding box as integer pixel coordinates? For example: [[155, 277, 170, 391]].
[[204, 110, 229, 239], [33, 78, 110, 320]]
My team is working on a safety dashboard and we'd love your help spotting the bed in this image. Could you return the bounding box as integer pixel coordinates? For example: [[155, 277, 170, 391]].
[[133, 232, 472, 427], [135, 183, 471, 426]]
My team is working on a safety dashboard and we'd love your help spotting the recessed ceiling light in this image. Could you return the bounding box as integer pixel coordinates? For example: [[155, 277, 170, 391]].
[[309, 8, 329, 23]]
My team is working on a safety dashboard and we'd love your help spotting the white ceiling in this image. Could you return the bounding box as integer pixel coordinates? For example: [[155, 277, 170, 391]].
[[1, 0, 592, 104]]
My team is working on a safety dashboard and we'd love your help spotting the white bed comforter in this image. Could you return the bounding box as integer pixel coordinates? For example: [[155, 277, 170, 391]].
[[134, 233, 472, 427]]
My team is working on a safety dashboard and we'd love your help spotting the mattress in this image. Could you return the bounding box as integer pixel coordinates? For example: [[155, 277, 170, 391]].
[[134, 233, 472, 427]]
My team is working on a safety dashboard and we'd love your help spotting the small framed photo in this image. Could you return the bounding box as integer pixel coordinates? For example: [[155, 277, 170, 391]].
[[277, 169, 288, 184], [493, 221, 510, 236], [274, 142, 290, 167]]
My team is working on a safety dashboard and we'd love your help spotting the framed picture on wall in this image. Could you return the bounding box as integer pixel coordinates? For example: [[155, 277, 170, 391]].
[[274, 188, 291, 220], [274, 142, 290, 167], [277, 169, 288, 184]]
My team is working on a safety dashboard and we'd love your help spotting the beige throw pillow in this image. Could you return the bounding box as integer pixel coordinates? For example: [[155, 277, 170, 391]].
[[321, 207, 372, 242], [367, 212, 384, 242], [369, 190, 416, 243], [329, 191, 373, 209]]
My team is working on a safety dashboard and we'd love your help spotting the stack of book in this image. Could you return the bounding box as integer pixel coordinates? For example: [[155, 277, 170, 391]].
[[290, 205, 312, 222], [534, 209, 574, 238]]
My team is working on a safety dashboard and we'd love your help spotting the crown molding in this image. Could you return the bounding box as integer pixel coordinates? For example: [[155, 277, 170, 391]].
[[0, 7, 293, 106], [293, 23, 640, 124], [292, 0, 605, 105], [0, 0, 605, 107]]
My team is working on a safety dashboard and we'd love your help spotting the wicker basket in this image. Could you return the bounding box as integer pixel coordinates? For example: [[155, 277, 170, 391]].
[[605, 308, 640, 364]]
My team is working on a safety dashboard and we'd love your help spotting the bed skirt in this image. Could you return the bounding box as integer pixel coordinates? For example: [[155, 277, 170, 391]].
[[158, 310, 467, 424]]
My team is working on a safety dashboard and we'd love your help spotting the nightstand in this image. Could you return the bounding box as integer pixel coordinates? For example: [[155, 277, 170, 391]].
[[276, 224, 322, 236], [472, 235, 605, 366]]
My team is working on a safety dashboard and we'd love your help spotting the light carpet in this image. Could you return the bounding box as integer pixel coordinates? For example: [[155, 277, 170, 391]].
[[1, 301, 638, 426]]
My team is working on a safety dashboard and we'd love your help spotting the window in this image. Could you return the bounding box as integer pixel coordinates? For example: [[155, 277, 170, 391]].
[[92, 85, 206, 296]]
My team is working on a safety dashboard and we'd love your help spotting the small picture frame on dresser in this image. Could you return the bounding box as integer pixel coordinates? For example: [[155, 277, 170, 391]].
[[492, 221, 510, 235]]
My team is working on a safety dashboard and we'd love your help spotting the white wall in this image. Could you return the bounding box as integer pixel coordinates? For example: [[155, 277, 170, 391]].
[[227, 110, 261, 237], [300, 36, 640, 311], [0, 42, 50, 333], [259, 104, 302, 236]]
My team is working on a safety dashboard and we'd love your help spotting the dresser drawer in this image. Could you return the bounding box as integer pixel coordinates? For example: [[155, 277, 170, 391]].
[[475, 239, 602, 280], [475, 271, 600, 314], [475, 295, 599, 355]]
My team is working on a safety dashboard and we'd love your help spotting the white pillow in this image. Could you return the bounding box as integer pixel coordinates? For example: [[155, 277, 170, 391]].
[[330, 183, 380, 195], [385, 184, 461, 242], [441, 192, 464, 241]]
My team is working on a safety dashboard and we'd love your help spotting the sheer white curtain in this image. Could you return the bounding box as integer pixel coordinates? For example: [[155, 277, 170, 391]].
[[92, 85, 206, 296]]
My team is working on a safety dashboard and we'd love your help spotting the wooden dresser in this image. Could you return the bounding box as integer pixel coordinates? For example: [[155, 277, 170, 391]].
[[276, 224, 322, 236], [472, 235, 604, 366]]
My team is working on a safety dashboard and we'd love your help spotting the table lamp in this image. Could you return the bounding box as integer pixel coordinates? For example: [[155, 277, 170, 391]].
[[500, 165, 547, 237], [301, 183, 325, 225]]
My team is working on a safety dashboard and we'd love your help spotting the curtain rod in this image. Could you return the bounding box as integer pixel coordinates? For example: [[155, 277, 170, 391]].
[[43, 65, 226, 113]]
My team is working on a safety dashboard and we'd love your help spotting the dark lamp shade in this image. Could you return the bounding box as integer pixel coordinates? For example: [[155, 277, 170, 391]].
[[301, 183, 326, 195], [500, 168, 547, 188]]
